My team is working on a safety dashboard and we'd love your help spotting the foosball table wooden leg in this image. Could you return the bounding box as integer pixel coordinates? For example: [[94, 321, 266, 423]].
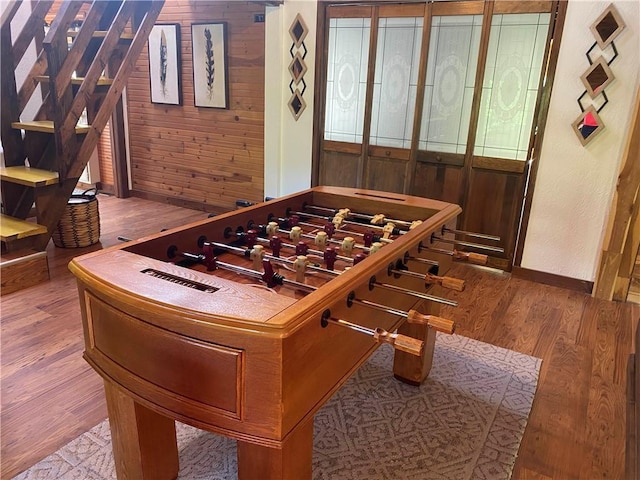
[[104, 381, 179, 480], [237, 415, 314, 480], [392, 297, 441, 385]]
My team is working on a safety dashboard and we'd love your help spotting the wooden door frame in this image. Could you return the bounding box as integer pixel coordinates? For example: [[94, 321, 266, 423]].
[[593, 83, 640, 301], [110, 96, 130, 198], [513, 0, 568, 266], [312, 0, 567, 271]]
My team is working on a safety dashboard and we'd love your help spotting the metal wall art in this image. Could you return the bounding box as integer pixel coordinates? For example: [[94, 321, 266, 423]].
[[573, 4, 625, 145], [288, 13, 309, 121]]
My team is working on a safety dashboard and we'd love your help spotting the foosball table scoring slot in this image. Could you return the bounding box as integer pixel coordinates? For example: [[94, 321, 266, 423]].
[[141, 268, 219, 293]]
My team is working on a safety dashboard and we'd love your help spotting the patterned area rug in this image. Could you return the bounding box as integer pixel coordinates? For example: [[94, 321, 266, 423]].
[[15, 334, 541, 480]]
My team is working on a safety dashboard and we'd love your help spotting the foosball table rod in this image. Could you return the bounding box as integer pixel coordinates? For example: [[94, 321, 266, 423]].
[[262, 222, 370, 256], [302, 205, 421, 230], [346, 293, 456, 334], [389, 264, 466, 292], [418, 244, 489, 265], [203, 241, 338, 281], [403, 253, 439, 268], [320, 313, 424, 356], [288, 209, 406, 238], [428, 234, 505, 254], [169, 245, 314, 291], [282, 255, 456, 306], [271, 215, 394, 245], [368, 278, 458, 307], [226, 228, 354, 265], [440, 225, 501, 241]]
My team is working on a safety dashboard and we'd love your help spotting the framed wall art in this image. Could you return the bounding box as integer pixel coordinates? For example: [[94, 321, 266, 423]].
[[148, 24, 182, 105], [191, 22, 229, 109]]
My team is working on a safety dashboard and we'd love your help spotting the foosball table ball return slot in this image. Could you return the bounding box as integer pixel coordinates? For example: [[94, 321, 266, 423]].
[[69, 186, 500, 480]]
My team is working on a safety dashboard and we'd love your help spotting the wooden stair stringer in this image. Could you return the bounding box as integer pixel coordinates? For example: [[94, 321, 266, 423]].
[[2, 0, 165, 254], [66, 0, 166, 180]]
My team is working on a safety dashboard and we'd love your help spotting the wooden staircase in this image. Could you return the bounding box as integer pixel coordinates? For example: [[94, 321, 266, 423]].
[[0, 0, 164, 293]]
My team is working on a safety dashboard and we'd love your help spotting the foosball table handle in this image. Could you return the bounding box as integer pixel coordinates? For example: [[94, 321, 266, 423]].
[[453, 250, 488, 265], [425, 273, 465, 292], [374, 328, 424, 356], [406, 310, 456, 334], [323, 315, 425, 357]]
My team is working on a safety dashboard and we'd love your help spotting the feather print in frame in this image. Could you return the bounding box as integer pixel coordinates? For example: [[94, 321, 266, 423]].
[[159, 29, 168, 97], [192, 22, 228, 109], [148, 24, 182, 105], [204, 27, 215, 100]]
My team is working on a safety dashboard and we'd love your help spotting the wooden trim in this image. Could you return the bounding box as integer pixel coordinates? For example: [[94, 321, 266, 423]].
[[515, 0, 568, 267], [493, 1, 553, 14], [594, 83, 640, 300], [615, 197, 640, 301], [459, 0, 493, 210], [130, 189, 228, 216], [432, 1, 484, 16], [626, 350, 637, 480], [326, 5, 373, 18], [110, 98, 129, 198], [312, 2, 330, 186], [368, 145, 410, 161], [96, 182, 116, 196], [378, 4, 424, 18], [361, 8, 379, 189], [0, 249, 49, 295], [417, 151, 465, 167], [471, 156, 526, 174], [407, 2, 431, 194], [512, 266, 594, 294], [322, 140, 362, 155]]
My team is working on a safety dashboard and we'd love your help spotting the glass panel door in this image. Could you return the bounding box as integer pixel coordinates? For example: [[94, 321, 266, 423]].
[[419, 14, 483, 155], [325, 18, 371, 143], [474, 13, 551, 160], [369, 17, 423, 148]]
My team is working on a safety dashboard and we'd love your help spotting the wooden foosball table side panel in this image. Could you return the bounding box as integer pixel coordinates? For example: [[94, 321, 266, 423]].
[[75, 279, 291, 444]]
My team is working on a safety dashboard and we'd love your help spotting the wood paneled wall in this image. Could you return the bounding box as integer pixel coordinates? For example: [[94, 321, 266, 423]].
[[126, 1, 266, 213], [97, 120, 114, 188]]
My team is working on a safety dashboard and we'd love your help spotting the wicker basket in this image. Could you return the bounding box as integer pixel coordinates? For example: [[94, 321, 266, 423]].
[[52, 189, 101, 248]]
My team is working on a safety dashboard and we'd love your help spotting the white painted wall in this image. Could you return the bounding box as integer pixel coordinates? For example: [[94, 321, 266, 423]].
[[265, 0, 640, 282], [0, 0, 43, 165], [264, 0, 317, 199], [8, 1, 42, 123], [521, 0, 640, 281]]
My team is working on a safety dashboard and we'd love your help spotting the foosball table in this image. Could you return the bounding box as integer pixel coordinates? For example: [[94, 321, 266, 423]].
[[69, 186, 499, 479]]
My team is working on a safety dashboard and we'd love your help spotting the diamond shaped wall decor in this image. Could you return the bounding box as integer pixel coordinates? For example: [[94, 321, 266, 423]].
[[287, 13, 308, 121]]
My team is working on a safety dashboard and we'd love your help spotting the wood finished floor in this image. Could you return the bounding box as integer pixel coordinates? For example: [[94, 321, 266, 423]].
[[1, 193, 638, 480]]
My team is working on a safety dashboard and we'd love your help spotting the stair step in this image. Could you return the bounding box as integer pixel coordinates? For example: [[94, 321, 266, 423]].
[[35, 75, 114, 86], [11, 120, 90, 134], [1, 166, 59, 187], [1, 249, 49, 295], [0, 214, 48, 242]]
